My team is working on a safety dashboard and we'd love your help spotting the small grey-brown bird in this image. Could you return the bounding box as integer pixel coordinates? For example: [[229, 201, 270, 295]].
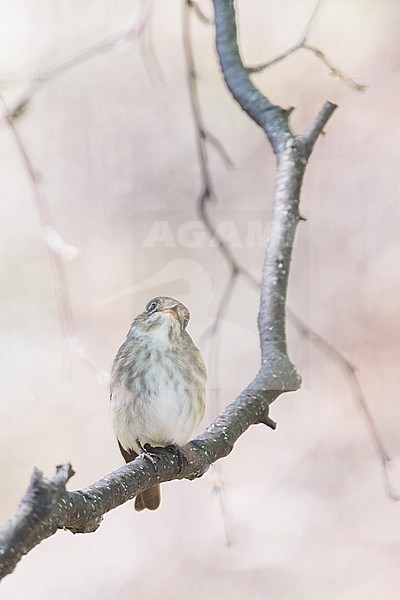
[[110, 296, 207, 511]]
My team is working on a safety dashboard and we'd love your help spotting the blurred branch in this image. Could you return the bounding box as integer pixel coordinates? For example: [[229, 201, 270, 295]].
[[183, 0, 241, 544], [0, 2, 149, 380], [210, 464, 235, 546], [188, 0, 213, 24], [0, 96, 108, 383], [246, 0, 322, 73], [288, 309, 399, 501], [0, 0, 337, 580], [301, 43, 367, 92], [138, 0, 166, 84], [0, 0, 149, 120], [246, 0, 366, 92]]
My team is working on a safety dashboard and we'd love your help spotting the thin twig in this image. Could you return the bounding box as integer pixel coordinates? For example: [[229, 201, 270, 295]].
[[288, 308, 399, 501], [302, 100, 338, 150], [183, 0, 237, 545], [0, 96, 108, 384], [183, 2, 234, 193], [138, 0, 166, 85], [205, 131, 235, 168], [34, 2, 148, 82], [246, 0, 323, 73], [211, 464, 235, 546], [0, 4, 149, 379], [302, 43, 367, 92], [246, 0, 365, 92], [189, 0, 214, 24], [301, 0, 324, 41], [1, 1, 149, 120], [201, 270, 238, 343]]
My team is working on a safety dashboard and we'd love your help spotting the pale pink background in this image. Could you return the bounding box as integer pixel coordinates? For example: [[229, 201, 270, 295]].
[[1, 1, 400, 598]]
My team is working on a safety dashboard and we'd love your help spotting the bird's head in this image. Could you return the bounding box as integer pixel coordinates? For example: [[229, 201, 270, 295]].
[[128, 296, 190, 341]]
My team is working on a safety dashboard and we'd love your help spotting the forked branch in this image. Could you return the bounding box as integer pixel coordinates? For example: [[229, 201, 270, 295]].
[[184, 0, 397, 503], [246, 0, 366, 92]]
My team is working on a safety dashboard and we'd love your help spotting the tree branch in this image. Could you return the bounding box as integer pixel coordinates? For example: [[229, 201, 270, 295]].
[[0, 0, 337, 580], [246, 0, 323, 73], [213, 0, 335, 376], [185, 0, 397, 505], [213, 1, 292, 153], [246, 0, 366, 93], [0, 389, 273, 579], [0, 1, 149, 121], [0, 96, 108, 384]]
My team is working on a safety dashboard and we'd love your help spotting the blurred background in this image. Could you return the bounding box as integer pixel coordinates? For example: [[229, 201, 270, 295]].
[[1, 1, 400, 598]]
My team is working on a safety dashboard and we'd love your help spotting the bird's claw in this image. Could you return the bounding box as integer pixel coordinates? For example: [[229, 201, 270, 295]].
[[137, 440, 187, 474], [137, 440, 160, 470], [164, 444, 188, 474]]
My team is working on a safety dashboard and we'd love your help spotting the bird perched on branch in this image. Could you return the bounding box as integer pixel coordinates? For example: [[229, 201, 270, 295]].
[[110, 296, 207, 511]]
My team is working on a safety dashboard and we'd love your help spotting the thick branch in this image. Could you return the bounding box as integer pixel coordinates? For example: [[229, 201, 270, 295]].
[[213, 0, 336, 374], [213, 0, 291, 152], [0, 386, 277, 579]]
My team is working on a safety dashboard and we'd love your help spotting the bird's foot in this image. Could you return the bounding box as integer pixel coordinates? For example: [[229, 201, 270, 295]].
[[137, 440, 188, 474], [137, 440, 160, 471], [164, 444, 188, 474]]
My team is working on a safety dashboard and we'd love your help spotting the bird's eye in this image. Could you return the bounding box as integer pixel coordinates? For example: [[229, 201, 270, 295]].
[[145, 301, 157, 313]]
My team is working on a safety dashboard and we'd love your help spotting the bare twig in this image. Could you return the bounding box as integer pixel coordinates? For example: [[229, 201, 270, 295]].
[[138, 0, 166, 84], [302, 43, 367, 92], [246, 0, 323, 73], [183, 2, 234, 193], [205, 130, 235, 168], [0, 1, 149, 120], [35, 6, 147, 83], [246, 0, 365, 92], [301, 0, 324, 40], [0, 3, 148, 379], [0, 96, 108, 383], [210, 464, 235, 546], [189, 0, 214, 24], [184, 0, 237, 544], [288, 308, 399, 501]]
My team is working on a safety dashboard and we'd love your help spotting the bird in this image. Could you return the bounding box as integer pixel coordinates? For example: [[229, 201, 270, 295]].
[[110, 296, 207, 511]]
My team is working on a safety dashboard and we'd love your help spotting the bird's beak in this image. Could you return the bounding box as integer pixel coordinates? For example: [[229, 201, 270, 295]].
[[162, 306, 179, 319]]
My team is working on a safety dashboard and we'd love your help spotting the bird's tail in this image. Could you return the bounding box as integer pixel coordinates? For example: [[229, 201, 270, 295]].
[[134, 485, 161, 511], [117, 441, 161, 511]]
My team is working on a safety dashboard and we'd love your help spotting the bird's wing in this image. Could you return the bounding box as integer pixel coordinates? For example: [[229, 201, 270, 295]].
[[117, 440, 138, 463]]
